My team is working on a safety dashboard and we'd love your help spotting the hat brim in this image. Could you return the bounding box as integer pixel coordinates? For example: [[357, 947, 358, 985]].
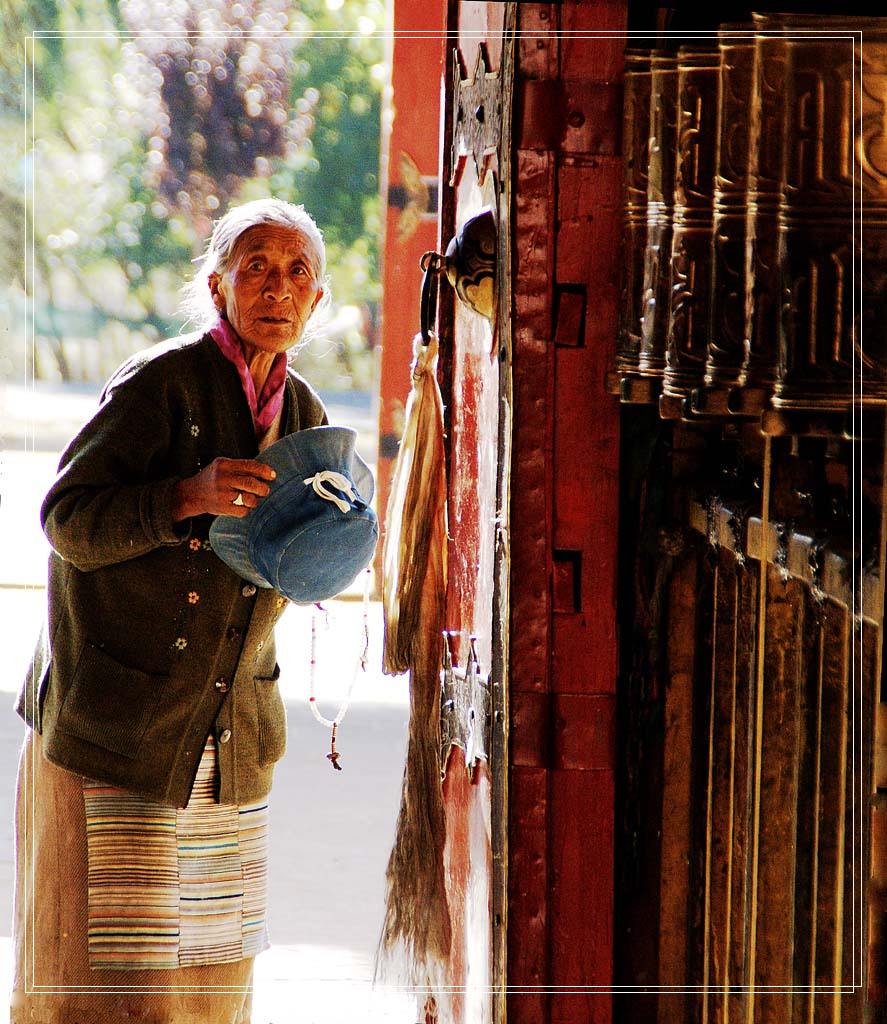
[[264, 511, 378, 604]]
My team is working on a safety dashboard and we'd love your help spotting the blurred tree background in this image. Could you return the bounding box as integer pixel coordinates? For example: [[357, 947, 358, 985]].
[[0, 0, 386, 391]]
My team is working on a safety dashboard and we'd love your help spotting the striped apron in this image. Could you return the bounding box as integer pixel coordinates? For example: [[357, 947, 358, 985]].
[[82, 736, 270, 970]]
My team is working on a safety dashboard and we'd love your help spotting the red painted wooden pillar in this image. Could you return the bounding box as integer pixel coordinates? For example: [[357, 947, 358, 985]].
[[376, 3, 447, 567], [438, 8, 507, 1024], [508, 5, 625, 1021]]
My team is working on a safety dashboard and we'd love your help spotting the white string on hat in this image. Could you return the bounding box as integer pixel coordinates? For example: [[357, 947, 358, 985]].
[[308, 567, 371, 770], [303, 470, 356, 514]]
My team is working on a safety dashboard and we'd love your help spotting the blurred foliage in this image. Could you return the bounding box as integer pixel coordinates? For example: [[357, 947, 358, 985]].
[[0, 0, 386, 388], [0, 0, 63, 116], [121, 0, 305, 215]]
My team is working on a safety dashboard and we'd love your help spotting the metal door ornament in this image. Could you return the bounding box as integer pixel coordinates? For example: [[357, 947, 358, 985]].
[[440, 634, 491, 777], [420, 207, 498, 341]]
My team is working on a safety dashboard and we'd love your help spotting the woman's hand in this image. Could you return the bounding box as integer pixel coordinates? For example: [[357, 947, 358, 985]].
[[172, 458, 277, 521]]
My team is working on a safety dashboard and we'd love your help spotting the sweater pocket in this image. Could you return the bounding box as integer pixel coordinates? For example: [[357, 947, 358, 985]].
[[254, 665, 286, 766], [57, 641, 168, 758]]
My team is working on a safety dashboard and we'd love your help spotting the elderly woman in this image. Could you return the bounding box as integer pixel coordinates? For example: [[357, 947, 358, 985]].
[[12, 198, 329, 1024]]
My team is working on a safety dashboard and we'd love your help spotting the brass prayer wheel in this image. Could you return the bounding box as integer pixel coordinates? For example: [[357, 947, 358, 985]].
[[615, 18, 887, 421], [616, 49, 654, 379], [773, 16, 858, 411], [705, 27, 754, 395], [662, 46, 720, 400], [743, 17, 787, 400], [638, 51, 678, 379], [858, 25, 887, 404]]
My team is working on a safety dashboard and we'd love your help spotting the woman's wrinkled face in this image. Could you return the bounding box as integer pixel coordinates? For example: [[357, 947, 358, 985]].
[[208, 224, 324, 353]]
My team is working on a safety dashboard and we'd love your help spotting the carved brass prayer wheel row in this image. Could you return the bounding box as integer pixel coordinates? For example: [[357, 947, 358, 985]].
[[612, 17, 887, 430]]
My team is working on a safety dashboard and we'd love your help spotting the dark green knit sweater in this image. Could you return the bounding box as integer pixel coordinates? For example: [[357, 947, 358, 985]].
[[16, 332, 327, 807]]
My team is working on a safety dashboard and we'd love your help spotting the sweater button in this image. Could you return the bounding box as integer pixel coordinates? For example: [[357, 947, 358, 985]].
[[241, 583, 257, 597], [218, 729, 232, 744], [214, 677, 230, 693], [227, 626, 242, 641]]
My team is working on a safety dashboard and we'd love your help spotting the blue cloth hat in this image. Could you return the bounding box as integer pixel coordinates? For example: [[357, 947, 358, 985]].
[[208, 426, 378, 604]]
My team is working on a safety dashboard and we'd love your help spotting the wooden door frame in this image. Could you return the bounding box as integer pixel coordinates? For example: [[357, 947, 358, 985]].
[[436, 5, 515, 1020]]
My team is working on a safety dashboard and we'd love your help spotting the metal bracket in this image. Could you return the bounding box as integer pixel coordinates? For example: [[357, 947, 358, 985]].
[[808, 537, 827, 605], [705, 492, 720, 551], [440, 634, 491, 777], [727, 509, 748, 570], [775, 521, 791, 581], [451, 44, 502, 186]]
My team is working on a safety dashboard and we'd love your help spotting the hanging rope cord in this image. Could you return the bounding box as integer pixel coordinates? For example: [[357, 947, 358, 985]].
[[382, 331, 443, 674], [378, 325, 452, 971]]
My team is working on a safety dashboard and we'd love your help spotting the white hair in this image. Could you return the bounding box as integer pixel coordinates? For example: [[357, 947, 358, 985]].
[[181, 197, 331, 343]]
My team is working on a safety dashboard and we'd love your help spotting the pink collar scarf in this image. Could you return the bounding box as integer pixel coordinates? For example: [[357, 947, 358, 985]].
[[210, 318, 288, 438]]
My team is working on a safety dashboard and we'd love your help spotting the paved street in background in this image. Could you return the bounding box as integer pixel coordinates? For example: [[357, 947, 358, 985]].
[[0, 383, 419, 1022]]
